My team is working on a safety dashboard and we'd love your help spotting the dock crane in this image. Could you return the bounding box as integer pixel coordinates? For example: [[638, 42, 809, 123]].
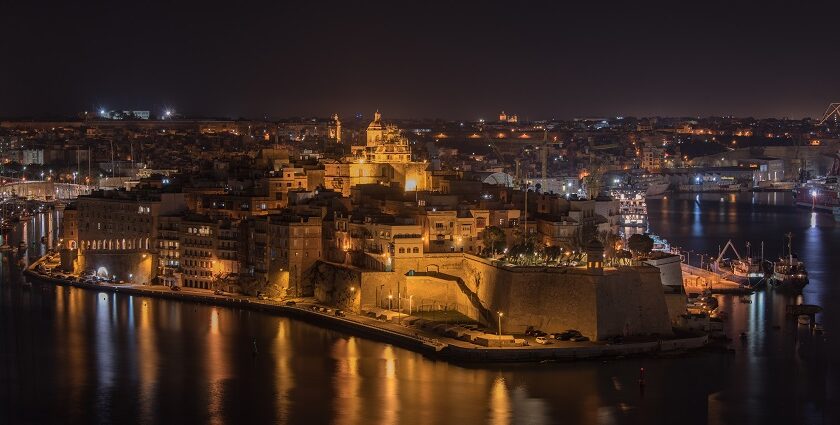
[[713, 239, 742, 273]]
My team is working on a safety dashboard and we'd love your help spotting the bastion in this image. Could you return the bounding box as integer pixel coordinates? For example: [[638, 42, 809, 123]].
[[312, 252, 679, 341]]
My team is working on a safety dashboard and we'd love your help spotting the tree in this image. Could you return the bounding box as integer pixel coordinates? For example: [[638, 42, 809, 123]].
[[627, 234, 654, 257], [483, 226, 506, 255], [543, 245, 563, 263]]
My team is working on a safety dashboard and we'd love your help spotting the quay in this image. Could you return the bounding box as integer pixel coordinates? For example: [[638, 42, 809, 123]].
[[23, 254, 708, 364], [681, 263, 750, 294]]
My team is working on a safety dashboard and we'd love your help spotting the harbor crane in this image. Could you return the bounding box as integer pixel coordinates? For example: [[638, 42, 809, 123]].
[[818, 102, 840, 125]]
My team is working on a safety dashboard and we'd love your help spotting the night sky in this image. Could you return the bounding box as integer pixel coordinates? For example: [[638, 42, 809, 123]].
[[2, 1, 839, 120]]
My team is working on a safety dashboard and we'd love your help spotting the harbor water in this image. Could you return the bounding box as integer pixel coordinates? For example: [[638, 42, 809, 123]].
[[1, 194, 839, 424]]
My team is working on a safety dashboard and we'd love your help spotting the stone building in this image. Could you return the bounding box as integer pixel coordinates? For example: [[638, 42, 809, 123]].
[[178, 215, 241, 290], [322, 111, 431, 195], [61, 189, 187, 283], [248, 214, 322, 297]]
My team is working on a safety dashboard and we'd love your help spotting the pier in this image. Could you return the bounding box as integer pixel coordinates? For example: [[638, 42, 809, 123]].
[[681, 263, 745, 294]]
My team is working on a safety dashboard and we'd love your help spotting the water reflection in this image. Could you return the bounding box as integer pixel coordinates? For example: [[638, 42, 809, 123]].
[[138, 296, 158, 423], [489, 376, 511, 425], [1, 206, 839, 425]]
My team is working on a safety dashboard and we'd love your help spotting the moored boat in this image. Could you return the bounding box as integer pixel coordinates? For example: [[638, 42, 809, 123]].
[[770, 233, 808, 292]]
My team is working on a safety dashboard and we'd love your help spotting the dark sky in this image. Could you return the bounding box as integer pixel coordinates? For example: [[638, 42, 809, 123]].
[[2, 1, 839, 120]]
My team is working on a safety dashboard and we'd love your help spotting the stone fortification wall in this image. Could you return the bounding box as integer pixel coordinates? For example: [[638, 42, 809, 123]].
[[312, 253, 674, 340], [78, 251, 155, 284]]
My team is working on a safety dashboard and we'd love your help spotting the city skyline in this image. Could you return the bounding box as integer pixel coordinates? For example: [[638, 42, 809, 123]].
[[3, 2, 840, 424], [3, 1, 840, 119]]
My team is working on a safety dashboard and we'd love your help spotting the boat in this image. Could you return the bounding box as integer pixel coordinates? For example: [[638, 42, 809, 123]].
[[731, 257, 765, 287], [769, 233, 808, 292], [611, 189, 649, 235], [713, 240, 766, 288], [833, 207, 840, 222], [795, 177, 840, 211], [645, 180, 670, 197], [621, 173, 671, 197], [796, 153, 840, 211], [756, 180, 796, 191]]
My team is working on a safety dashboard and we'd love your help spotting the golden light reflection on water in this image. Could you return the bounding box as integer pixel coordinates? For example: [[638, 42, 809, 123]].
[[380, 345, 399, 425], [274, 320, 294, 424], [332, 337, 360, 425], [66, 288, 86, 415], [138, 297, 158, 422], [489, 376, 511, 425], [206, 307, 229, 425]]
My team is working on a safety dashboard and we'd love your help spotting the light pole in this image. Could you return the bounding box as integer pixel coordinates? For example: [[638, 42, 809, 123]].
[[497, 311, 504, 347]]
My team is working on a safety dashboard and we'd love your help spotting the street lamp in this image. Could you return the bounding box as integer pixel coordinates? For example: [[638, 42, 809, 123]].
[[388, 294, 393, 311], [497, 311, 504, 347]]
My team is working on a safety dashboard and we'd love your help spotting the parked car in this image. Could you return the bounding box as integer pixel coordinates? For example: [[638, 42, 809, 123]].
[[571, 335, 589, 342], [535, 336, 552, 345], [258, 295, 269, 300], [285, 301, 297, 306], [213, 290, 224, 295], [533, 330, 548, 338], [170, 285, 181, 291], [558, 329, 582, 341], [335, 309, 345, 317]]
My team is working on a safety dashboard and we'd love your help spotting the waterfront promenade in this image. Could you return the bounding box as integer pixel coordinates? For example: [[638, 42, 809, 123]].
[[23, 255, 708, 363]]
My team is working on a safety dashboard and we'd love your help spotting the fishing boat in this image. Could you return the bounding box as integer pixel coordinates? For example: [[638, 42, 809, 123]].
[[714, 240, 766, 288], [770, 233, 808, 292], [732, 257, 766, 287]]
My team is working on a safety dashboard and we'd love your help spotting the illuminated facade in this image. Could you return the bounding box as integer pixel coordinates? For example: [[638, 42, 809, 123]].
[[249, 214, 322, 297], [323, 111, 430, 195]]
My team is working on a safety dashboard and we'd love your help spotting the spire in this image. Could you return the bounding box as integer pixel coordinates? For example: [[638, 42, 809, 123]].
[[374, 110, 381, 123]]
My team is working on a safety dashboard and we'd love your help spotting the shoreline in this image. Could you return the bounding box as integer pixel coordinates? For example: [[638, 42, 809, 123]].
[[22, 257, 708, 363]]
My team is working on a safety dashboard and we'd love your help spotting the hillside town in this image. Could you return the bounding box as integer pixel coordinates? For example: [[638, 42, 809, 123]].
[[3, 109, 840, 342]]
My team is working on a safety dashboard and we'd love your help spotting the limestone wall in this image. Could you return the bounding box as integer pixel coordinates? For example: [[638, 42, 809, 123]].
[[643, 254, 684, 288], [312, 253, 675, 340], [594, 268, 673, 338], [78, 251, 156, 284]]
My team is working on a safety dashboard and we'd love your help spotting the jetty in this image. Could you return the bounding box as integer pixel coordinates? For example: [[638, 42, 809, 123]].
[[681, 263, 747, 294]]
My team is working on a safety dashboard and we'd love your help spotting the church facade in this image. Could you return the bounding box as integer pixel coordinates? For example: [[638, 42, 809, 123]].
[[323, 111, 430, 195]]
